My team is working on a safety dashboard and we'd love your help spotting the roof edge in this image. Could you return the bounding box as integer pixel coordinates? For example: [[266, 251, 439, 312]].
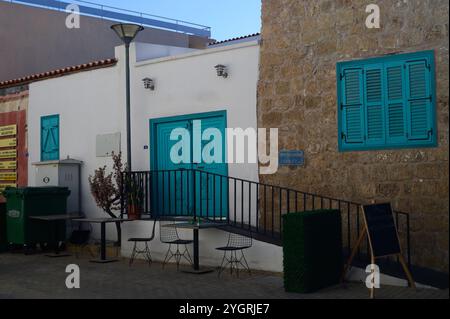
[[0, 58, 118, 89], [208, 33, 260, 46]]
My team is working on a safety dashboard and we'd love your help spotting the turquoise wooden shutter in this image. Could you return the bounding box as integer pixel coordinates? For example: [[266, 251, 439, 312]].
[[41, 115, 60, 161], [405, 59, 433, 141], [338, 51, 436, 152], [385, 62, 408, 144], [364, 65, 385, 146], [340, 68, 365, 148]]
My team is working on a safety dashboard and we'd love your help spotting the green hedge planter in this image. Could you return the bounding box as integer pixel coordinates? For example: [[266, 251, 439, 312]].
[[282, 210, 343, 293]]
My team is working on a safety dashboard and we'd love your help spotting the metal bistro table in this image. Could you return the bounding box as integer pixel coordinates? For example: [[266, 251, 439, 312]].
[[163, 220, 226, 274], [29, 214, 83, 257], [72, 218, 141, 264]]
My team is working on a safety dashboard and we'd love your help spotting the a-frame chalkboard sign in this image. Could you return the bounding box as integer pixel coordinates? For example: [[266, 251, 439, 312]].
[[342, 203, 416, 298]]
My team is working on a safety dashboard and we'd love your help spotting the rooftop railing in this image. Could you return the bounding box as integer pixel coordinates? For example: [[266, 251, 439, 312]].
[[4, 0, 211, 37]]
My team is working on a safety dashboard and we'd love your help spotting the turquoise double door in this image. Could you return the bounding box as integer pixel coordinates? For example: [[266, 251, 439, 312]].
[[150, 111, 228, 219]]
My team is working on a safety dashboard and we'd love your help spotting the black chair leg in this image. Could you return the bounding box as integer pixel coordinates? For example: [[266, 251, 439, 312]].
[[129, 242, 137, 266], [165, 244, 183, 270], [229, 251, 234, 276], [176, 244, 181, 270], [234, 251, 240, 278], [163, 244, 173, 268], [129, 242, 153, 267], [218, 251, 228, 277], [240, 250, 251, 275], [183, 245, 193, 265], [144, 242, 152, 266], [230, 251, 237, 276], [217, 249, 251, 278]]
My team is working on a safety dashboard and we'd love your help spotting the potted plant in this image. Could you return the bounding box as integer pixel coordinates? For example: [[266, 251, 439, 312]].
[[88, 152, 125, 246], [126, 176, 143, 220]]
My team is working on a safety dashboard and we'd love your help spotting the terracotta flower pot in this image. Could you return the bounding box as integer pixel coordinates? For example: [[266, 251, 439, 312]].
[[128, 205, 142, 220]]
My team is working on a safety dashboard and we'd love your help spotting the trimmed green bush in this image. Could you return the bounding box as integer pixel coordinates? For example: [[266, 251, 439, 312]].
[[282, 210, 343, 293]]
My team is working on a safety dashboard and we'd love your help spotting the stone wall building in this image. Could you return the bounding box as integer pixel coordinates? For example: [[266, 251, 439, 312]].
[[257, 0, 449, 272]]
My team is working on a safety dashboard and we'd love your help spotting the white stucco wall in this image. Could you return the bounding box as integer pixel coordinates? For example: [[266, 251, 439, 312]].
[[130, 40, 260, 183], [28, 49, 127, 240], [26, 41, 283, 272], [135, 42, 198, 62], [122, 40, 272, 271]]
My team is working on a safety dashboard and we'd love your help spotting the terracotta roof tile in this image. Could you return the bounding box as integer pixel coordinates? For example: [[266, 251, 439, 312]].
[[0, 59, 118, 89]]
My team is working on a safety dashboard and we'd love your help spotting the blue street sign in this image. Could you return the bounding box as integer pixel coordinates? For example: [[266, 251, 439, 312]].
[[279, 150, 305, 167]]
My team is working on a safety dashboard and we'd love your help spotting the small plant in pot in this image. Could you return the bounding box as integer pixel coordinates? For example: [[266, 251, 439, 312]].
[[126, 176, 143, 220]]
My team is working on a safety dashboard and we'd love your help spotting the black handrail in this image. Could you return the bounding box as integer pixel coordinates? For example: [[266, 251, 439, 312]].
[[120, 169, 412, 268]]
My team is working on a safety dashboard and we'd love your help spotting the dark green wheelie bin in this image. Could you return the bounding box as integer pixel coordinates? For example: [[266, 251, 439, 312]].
[[3, 187, 71, 247], [0, 202, 6, 252]]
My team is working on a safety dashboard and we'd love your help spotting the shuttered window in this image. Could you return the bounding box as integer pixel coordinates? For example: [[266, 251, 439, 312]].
[[41, 115, 60, 161], [337, 51, 437, 152]]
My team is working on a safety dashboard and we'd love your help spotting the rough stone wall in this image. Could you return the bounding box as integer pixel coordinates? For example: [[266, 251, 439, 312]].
[[258, 0, 449, 272]]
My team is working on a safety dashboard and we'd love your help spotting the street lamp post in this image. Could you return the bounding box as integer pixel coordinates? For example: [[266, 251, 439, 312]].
[[111, 23, 144, 172]]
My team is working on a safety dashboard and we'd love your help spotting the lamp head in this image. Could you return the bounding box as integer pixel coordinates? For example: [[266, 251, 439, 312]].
[[111, 23, 144, 45]]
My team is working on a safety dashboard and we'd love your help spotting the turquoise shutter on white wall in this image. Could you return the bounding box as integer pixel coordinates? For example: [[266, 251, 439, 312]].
[[385, 62, 408, 144], [364, 65, 385, 145], [340, 68, 365, 147], [41, 115, 60, 161], [405, 59, 433, 141]]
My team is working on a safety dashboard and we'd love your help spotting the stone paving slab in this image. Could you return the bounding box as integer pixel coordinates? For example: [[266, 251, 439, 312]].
[[0, 253, 448, 299]]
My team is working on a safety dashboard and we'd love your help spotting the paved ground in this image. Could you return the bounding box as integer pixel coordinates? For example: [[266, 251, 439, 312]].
[[0, 253, 448, 299]]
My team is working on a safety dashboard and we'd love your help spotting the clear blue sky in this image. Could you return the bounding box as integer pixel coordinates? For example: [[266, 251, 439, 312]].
[[93, 0, 261, 41]]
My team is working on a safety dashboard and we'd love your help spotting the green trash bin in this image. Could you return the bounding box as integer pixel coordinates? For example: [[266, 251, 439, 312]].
[[3, 187, 71, 247], [0, 202, 7, 252]]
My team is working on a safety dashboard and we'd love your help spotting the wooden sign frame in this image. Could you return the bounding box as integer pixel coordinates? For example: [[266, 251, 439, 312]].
[[341, 203, 416, 298]]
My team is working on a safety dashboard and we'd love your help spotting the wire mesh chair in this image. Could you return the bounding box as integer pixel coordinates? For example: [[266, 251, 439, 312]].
[[160, 221, 193, 270], [128, 219, 157, 266], [216, 232, 252, 277]]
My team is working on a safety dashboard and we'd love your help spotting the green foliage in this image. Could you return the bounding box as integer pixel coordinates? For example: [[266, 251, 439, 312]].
[[88, 152, 125, 245], [282, 210, 343, 293], [125, 175, 144, 208], [88, 152, 124, 216]]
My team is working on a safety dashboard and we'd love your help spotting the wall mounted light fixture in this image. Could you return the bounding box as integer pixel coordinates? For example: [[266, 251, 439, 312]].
[[142, 77, 155, 90], [214, 64, 228, 78]]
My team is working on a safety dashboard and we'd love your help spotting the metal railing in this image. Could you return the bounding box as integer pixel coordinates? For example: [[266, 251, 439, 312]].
[[4, 0, 211, 37], [120, 169, 411, 268]]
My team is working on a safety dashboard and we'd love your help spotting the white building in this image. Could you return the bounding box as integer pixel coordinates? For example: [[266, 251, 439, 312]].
[[26, 36, 284, 272]]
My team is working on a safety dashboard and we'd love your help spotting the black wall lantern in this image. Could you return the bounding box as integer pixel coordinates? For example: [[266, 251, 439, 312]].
[[142, 78, 155, 90], [214, 64, 228, 78]]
